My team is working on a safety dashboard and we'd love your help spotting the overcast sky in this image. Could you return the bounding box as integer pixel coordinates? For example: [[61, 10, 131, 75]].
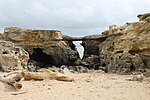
[[0, 0, 150, 36]]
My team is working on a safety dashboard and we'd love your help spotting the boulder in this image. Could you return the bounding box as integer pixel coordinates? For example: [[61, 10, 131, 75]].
[[0, 40, 29, 72]]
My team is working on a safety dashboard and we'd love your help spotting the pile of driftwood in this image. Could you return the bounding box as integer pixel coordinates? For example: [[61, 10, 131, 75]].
[[0, 69, 74, 90]]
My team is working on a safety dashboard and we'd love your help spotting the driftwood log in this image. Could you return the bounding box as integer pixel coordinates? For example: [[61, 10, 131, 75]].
[[0, 72, 24, 89], [23, 69, 75, 81], [0, 69, 74, 89]]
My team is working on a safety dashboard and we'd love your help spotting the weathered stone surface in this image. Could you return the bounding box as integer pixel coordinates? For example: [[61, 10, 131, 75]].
[[3, 27, 63, 45], [80, 14, 150, 73], [3, 27, 79, 67], [82, 35, 107, 57], [62, 35, 76, 51], [0, 40, 29, 72], [81, 35, 107, 69], [137, 13, 150, 22], [0, 33, 4, 40], [82, 55, 100, 69], [99, 21, 150, 74]]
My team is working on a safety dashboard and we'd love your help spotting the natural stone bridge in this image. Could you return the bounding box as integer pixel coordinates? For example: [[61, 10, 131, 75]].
[[55, 35, 108, 41], [0, 27, 107, 71]]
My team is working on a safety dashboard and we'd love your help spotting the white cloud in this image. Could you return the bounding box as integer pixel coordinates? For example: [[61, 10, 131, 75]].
[[0, 0, 150, 36]]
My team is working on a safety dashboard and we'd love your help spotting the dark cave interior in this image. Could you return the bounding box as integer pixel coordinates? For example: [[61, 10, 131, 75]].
[[30, 48, 54, 67]]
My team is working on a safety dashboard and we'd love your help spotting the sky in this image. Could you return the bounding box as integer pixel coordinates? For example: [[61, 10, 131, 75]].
[[0, 0, 150, 36]]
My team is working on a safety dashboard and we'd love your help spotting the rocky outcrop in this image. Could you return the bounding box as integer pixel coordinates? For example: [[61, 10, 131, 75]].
[[80, 14, 150, 74], [81, 35, 107, 69], [3, 27, 79, 67], [99, 21, 150, 74], [0, 14, 150, 74], [0, 33, 4, 40], [0, 40, 29, 72], [3, 27, 62, 45], [62, 35, 76, 51], [82, 35, 107, 57], [137, 13, 150, 22]]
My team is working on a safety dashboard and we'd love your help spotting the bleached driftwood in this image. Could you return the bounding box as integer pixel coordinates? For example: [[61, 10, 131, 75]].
[[0, 72, 24, 89], [23, 69, 74, 82], [0, 69, 74, 89]]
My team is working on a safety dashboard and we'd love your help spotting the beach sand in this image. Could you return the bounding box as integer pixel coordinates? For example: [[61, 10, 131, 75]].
[[0, 71, 150, 100]]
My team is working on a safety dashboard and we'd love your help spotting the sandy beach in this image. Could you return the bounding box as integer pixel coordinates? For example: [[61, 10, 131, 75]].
[[0, 71, 150, 100]]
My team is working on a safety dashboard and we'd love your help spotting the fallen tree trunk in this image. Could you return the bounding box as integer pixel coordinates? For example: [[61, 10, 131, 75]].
[[0, 69, 74, 89]]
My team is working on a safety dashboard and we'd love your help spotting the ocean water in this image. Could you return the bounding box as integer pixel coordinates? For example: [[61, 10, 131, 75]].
[[73, 41, 84, 59]]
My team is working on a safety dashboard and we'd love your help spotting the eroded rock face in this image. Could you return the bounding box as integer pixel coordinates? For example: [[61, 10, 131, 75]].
[[99, 21, 150, 74], [3, 27, 79, 67], [137, 13, 150, 22], [82, 35, 107, 57], [0, 33, 4, 40], [0, 40, 29, 72], [81, 35, 107, 69], [81, 15, 150, 74], [62, 35, 76, 51]]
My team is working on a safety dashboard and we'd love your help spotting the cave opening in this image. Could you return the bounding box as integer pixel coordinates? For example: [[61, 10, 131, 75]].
[[30, 48, 54, 67]]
